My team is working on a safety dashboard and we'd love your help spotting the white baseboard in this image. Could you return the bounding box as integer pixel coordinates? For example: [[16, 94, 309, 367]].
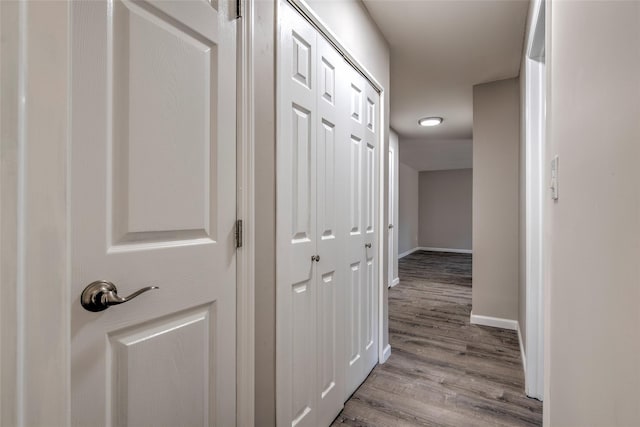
[[398, 246, 472, 258], [470, 312, 518, 330], [398, 247, 420, 258], [381, 344, 391, 363], [517, 322, 526, 372], [389, 277, 400, 288], [419, 246, 472, 254]]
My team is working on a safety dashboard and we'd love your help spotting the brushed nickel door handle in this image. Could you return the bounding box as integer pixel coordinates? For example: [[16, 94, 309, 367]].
[[81, 280, 159, 312]]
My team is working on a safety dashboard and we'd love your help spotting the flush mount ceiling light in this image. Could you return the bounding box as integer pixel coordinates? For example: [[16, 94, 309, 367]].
[[418, 117, 443, 127]]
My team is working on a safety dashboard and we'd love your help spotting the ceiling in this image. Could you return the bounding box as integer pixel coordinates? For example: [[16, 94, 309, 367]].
[[362, 0, 529, 140]]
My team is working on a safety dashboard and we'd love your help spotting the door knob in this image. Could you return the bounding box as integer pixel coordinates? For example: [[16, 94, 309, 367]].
[[81, 280, 159, 312], [365, 243, 372, 248], [388, 224, 394, 229]]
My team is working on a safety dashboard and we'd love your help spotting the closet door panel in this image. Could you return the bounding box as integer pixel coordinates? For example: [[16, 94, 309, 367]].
[[315, 35, 344, 426], [276, 4, 318, 426], [343, 66, 368, 398], [278, 4, 381, 423], [361, 85, 379, 373]]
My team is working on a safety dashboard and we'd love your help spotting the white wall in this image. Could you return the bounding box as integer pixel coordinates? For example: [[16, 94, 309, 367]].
[[419, 169, 472, 251], [398, 162, 419, 255], [254, 2, 390, 424], [399, 138, 472, 172], [545, 2, 640, 425], [472, 78, 520, 322]]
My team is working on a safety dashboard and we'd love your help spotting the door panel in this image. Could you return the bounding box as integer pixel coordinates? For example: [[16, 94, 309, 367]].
[[344, 68, 379, 399], [277, 5, 317, 426], [70, 1, 237, 425], [110, 306, 213, 426], [348, 261, 362, 368], [111, 1, 218, 246], [349, 136, 362, 235], [315, 35, 344, 426], [291, 280, 314, 427], [277, 3, 380, 424], [361, 83, 379, 374], [365, 143, 375, 234], [291, 105, 313, 242], [344, 66, 365, 399]]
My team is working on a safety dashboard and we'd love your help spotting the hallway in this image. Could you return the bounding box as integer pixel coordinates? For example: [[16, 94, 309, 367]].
[[333, 251, 542, 426]]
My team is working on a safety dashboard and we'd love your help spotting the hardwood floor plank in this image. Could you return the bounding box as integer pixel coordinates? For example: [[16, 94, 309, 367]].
[[332, 251, 542, 426]]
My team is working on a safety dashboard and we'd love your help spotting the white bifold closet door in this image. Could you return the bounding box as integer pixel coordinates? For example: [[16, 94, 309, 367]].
[[342, 59, 379, 401], [276, 2, 379, 426]]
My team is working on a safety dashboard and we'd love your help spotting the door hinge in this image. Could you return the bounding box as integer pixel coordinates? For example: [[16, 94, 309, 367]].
[[236, 0, 242, 19], [235, 219, 243, 248]]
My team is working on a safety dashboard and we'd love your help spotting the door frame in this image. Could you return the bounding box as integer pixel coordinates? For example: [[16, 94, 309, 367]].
[[0, 1, 256, 424], [524, 0, 545, 401], [282, 0, 388, 365]]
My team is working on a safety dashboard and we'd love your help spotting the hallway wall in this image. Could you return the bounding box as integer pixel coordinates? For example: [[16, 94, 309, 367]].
[[545, 2, 640, 425], [398, 162, 419, 255], [418, 169, 472, 251], [253, 2, 391, 425], [472, 78, 520, 322]]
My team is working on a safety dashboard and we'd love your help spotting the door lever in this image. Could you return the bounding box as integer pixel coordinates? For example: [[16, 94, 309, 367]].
[[365, 243, 372, 248], [81, 280, 159, 312]]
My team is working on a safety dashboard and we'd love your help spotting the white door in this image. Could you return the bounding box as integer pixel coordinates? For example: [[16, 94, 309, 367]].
[[277, 3, 380, 424], [276, 6, 318, 426], [315, 33, 346, 426], [276, 5, 345, 425], [70, 1, 237, 426], [362, 79, 380, 383], [343, 66, 379, 399]]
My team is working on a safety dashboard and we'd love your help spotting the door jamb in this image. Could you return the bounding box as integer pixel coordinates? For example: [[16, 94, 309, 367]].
[[0, 2, 71, 425], [236, 0, 256, 424], [524, 0, 545, 401]]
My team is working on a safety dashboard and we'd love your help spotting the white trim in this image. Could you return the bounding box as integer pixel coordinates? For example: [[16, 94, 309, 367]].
[[236, 1, 256, 425], [470, 312, 518, 331], [381, 344, 391, 364], [399, 247, 473, 257], [389, 277, 400, 288], [419, 246, 472, 254], [524, 0, 545, 401], [2, 3, 71, 424], [398, 247, 420, 258], [378, 90, 386, 364], [517, 322, 527, 376]]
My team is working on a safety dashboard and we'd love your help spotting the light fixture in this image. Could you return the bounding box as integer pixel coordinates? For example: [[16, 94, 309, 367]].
[[418, 117, 443, 127]]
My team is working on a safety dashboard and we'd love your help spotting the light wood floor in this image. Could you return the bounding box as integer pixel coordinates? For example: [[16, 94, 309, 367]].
[[332, 250, 543, 427]]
